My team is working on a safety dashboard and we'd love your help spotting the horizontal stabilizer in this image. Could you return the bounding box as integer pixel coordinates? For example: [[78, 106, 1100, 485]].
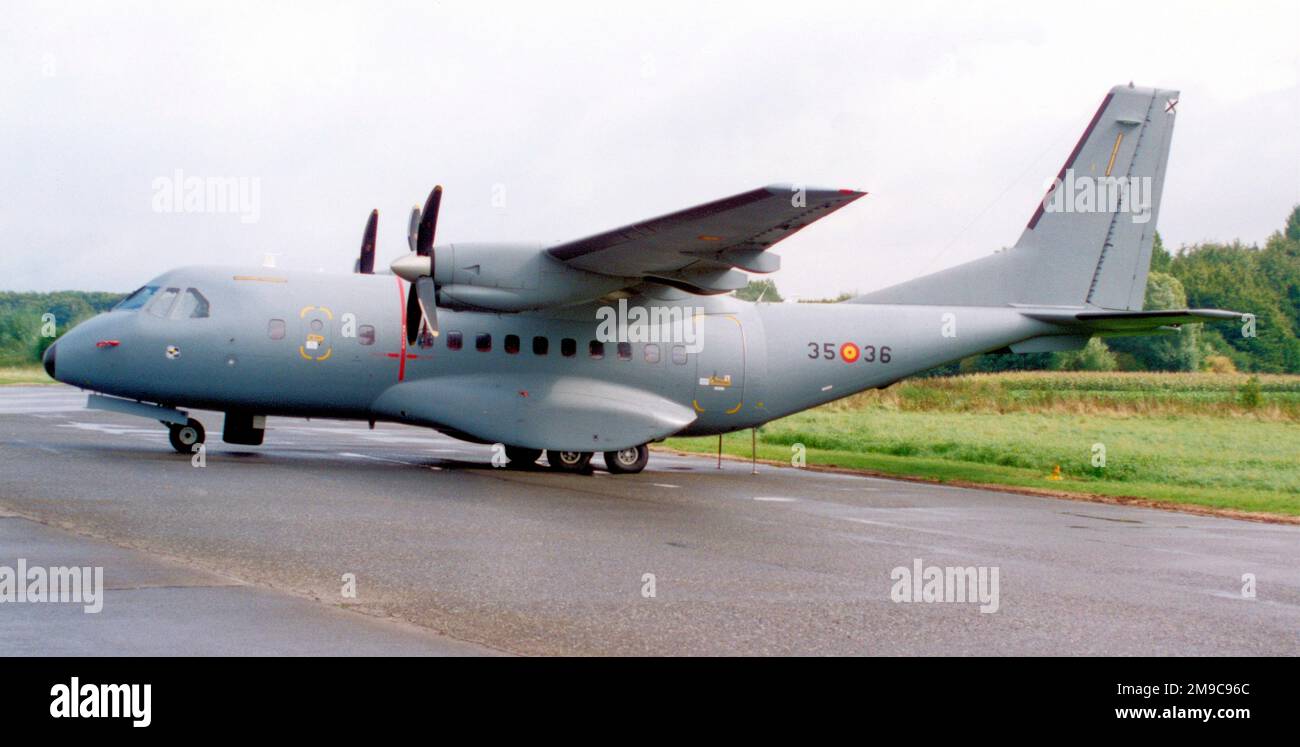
[[1020, 307, 1244, 331]]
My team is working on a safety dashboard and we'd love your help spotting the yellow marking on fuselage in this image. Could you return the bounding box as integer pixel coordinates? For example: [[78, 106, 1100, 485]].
[[234, 275, 287, 283]]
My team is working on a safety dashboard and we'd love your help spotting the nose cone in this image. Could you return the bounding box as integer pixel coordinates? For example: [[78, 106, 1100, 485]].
[[42, 341, 57, 380]]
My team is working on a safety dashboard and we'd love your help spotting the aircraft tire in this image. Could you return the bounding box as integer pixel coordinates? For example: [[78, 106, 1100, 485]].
[[505, 446, 542, 469], [603, 445, 649, 474], [168, 419, 205, 454], [546, 450, 592, 473]]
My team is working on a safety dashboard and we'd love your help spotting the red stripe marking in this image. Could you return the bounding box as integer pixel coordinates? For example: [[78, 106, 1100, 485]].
[[395, 276, 408, 381], [1026, 92, 1115, 231]]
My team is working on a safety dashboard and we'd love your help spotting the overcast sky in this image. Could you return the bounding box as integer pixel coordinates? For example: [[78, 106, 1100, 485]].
[[2, 0, 1297, 298]]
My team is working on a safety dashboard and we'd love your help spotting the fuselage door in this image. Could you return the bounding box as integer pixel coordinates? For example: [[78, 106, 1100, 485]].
[[693, 314, 744, 416]]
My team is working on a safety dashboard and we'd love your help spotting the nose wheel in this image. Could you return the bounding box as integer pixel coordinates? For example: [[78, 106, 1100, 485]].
[[167, 419, 206, 454], [603, 445, 649, 474]]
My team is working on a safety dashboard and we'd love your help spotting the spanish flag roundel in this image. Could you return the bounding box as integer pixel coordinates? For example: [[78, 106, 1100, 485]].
[[839, 342, 860, 363]]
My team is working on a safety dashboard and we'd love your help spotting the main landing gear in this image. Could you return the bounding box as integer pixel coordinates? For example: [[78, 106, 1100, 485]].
[[529, 445, 650, 474], [502, 445, 653, 474], [546, 449, 593, 473], [167, 418, 206, 454], [602, 445, 649, 474]]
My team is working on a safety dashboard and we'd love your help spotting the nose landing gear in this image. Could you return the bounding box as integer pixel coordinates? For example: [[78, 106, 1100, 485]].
[[167, 418, 206, 454]]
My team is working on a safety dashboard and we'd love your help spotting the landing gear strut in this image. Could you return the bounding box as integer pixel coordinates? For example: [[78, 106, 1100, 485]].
[[504, 445, 542, 469], [603, 445, 649, 474], [167, 418, 205, 454], [546, 450, 592, 473]]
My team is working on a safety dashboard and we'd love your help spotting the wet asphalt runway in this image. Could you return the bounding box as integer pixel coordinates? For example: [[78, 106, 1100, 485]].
[[1, 385, 1297, 655]]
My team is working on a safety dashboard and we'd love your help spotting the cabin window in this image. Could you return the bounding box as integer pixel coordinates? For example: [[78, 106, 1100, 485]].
[[505, 334, 520, 354], [589, 340, 604, 359], [617, 342, 632, 360], [147, 287, 180, 318], [115, 286, 158, 311], [533, 336, 548, 355], [561, 338, 576, 357], [268, 319, 286, 340], [671, 345, 688, 364], [476, 333, 492, 352], [358, 325, 375, 346], [446, 331, 463, 351], [172, 288, 210, 319], [643, 343, 661, 363]]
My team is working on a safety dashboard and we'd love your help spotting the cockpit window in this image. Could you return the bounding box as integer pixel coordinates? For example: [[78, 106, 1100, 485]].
[[114, 286, 158, 311], [172, 288, 210, 319], [146, 287, 181, 318]]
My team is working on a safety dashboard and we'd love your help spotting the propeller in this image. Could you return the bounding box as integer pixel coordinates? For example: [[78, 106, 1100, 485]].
[[392, 185, 444, 344], [407, 205, 421, 252], [354, 209, 378, 274]]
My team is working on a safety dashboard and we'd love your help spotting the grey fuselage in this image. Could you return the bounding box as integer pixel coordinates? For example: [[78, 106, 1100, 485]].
[[51, 264, 1062, 448]]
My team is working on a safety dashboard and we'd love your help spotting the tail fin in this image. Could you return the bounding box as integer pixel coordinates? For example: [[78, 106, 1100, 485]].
[[855, 84, 1179, 310]]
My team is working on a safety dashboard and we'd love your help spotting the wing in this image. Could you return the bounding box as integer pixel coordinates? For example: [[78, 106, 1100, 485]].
[[370, 374, 697, 451], [547, 184, 866, 293]]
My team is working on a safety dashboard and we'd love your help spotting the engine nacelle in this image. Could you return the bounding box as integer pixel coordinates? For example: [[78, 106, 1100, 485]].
[[431, 242, 631, 312]]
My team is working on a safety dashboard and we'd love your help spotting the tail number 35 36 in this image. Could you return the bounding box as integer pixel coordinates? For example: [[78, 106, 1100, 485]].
[[807, 342, 892, 364]]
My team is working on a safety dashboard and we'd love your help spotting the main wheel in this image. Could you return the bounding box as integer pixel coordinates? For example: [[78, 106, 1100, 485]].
[[603, 445, 649, 474], [504, 445, 542, 469], [168, 418, 205, 454], [546, 450, 592, 473]]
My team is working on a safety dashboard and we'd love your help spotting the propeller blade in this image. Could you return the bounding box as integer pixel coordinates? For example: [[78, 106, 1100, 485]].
[[415, 185, 442, 257], [415, 276, 439, 338], [406, 276, 439, 345], [356, 209, 378, 274], [407, 206, 421, 253]]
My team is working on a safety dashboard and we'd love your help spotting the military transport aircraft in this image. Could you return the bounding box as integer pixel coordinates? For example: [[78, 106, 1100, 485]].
[[44, 84, 1242, 474]]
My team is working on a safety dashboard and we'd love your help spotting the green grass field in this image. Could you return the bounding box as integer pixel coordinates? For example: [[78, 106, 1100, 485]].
[[667, 372, 1300, 518], [0, 365, 53, 386]]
